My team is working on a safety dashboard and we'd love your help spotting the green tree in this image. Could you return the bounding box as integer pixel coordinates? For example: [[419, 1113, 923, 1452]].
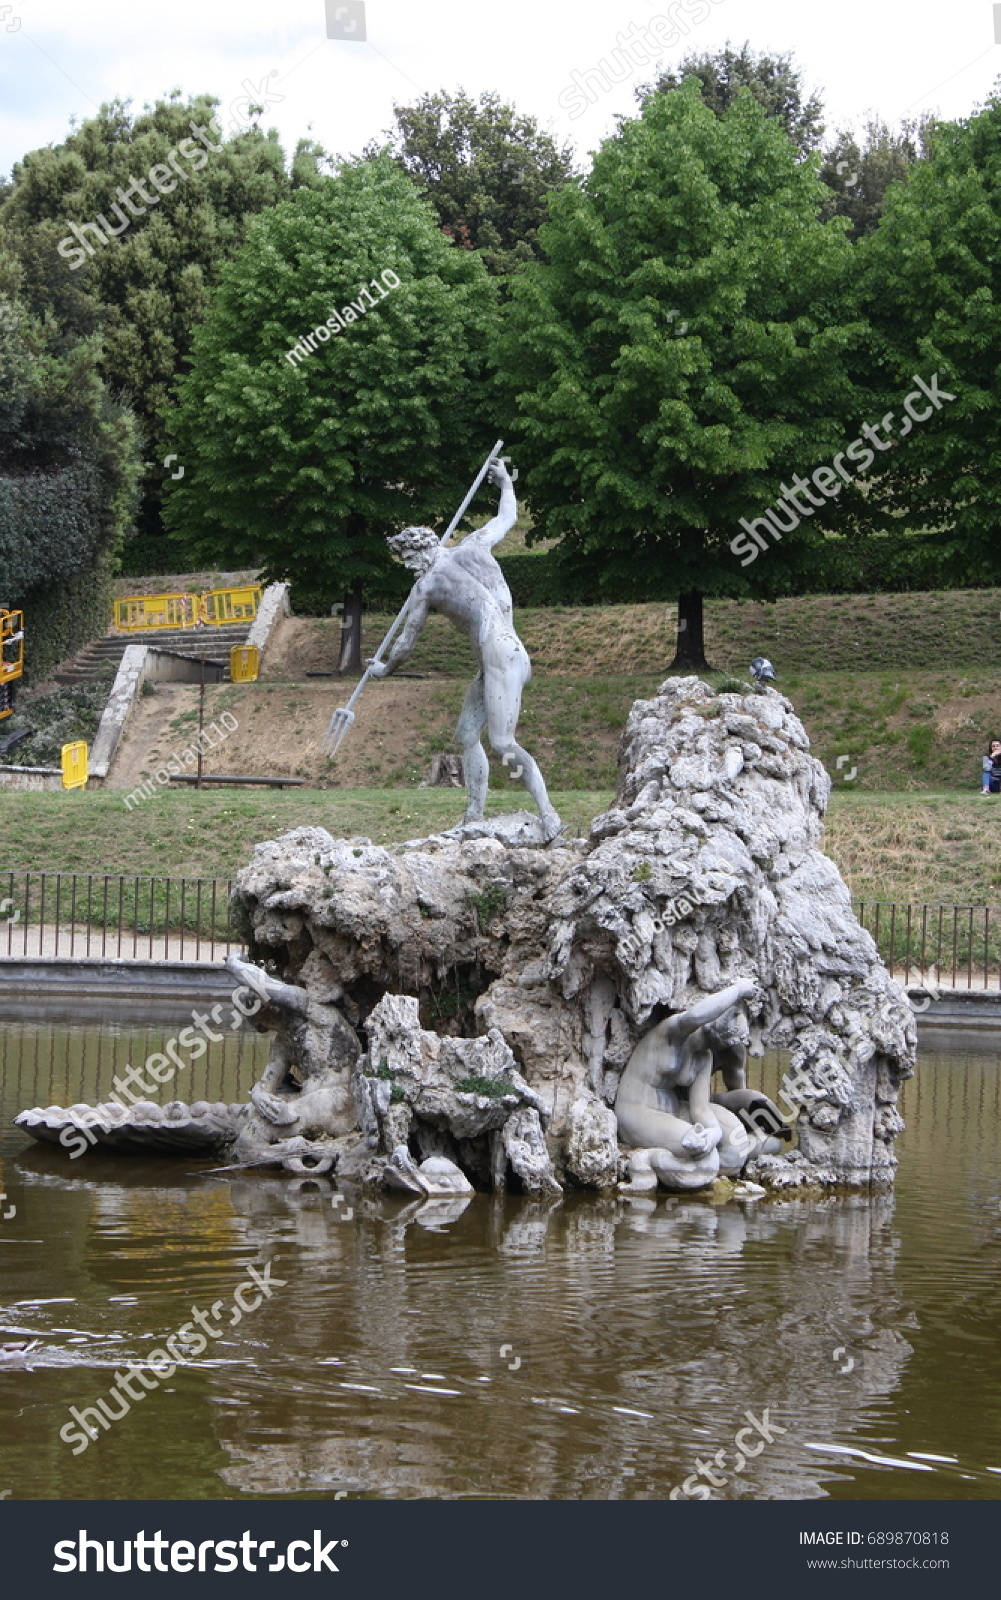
[[0, 247, 139, 678], [376, 89, 576, 275], [642, 43, 825, 155], [163, 154, 497, 670], [497, 80, 866, 668], [0, 92, 326, 545], [859, 94, 1001, 583], [820, 114, 935, 240]]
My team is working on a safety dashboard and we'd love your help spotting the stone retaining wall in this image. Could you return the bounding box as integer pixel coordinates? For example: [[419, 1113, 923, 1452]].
[[0, 763, 62, 791], [245, 581, 291, 653], [90, 644, 226, 780]]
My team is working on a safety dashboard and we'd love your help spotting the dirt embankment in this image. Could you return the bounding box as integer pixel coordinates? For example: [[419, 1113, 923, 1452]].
[[106, 617, 458, 791], [103, 600, 1001, 797]]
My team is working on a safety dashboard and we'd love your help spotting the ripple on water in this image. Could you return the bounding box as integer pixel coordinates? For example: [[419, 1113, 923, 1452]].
[[0, 1042, 999, 1498]]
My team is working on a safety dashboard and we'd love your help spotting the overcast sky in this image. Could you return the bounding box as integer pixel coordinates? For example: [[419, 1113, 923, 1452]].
[[1, 0, 999, 178]]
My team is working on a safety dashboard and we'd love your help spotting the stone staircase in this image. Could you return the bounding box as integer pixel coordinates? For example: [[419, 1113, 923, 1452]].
[[54, 623, 251, 686]]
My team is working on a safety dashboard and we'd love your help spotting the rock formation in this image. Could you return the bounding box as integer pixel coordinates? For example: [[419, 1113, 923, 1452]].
[[16, 677, 916, 1193]]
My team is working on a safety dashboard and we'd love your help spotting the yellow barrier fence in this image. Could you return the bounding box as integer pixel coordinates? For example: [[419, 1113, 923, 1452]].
[[230, 645, 259, 683], [114, 594, 198, 632], [0, 610, 24, 719], [112, 588, 262, 632], [61, 741, 89, 790], [0, 610, 24, 684], [200, 586, 262, 625]]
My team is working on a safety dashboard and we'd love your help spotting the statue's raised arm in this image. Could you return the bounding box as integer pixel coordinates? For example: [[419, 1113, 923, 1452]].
[[472, 458, 518, 549]]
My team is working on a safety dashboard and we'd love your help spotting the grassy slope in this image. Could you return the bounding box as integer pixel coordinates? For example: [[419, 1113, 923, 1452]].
[[70, 587, 1001, 793], [823, 794, 1001, 904], [1, 789, 998, 907], [366, 588, 1001, 677], [15, 661, 997, 796], [6, 586, 1001, 900], [271, 592, 1001, 792]]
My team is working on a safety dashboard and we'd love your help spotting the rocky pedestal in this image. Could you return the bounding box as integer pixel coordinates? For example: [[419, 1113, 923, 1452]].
[[16, 678, 916, 1193]]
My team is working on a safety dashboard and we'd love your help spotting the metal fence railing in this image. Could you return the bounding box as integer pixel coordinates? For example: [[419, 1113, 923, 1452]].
[[0, 1017, 269, 1132], [0, 871, 242, 962], [0, 876, 996, 985], [853, 902, 1001, 992]]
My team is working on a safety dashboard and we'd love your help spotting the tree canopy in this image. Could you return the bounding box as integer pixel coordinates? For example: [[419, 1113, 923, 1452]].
[[858, 93, 1001, 584], [497, 80, 867, 663], [163, 154, 498, 644], [820, 114, 936, 240], [0, 93, 327, 542], [642, 43, 825, 156], [376, 89, 577, 275]]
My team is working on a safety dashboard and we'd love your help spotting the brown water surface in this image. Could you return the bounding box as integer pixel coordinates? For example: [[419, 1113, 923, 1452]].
[[0, 1010, 999, 1501]]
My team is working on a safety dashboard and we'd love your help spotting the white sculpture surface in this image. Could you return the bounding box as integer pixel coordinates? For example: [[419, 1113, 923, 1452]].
[[370, 459, 562, 841], [615, 978, 787, 1192], [17, 676, 916, 1195]]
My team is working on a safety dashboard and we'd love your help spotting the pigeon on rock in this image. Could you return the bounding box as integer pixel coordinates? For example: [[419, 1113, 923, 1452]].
[[750, 656, 777, 686]]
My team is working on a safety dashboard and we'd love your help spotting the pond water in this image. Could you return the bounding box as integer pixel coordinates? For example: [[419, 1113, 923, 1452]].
[[0, 1009, 999, 1502]]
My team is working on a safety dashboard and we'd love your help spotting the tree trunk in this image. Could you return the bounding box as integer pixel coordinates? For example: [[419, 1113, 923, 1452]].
[[670, 589, 709, 671], [336, 579, 364, 676], [428, 754, 465, 788]]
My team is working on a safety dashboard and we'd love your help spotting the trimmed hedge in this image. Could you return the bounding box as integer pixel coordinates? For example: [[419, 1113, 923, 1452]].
[[17, 554, 118, 683], [0, 277, 139, 681], [0, 465, 107, 594]]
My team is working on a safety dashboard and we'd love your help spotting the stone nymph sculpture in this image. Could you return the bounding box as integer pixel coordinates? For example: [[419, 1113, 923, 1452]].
[[17, 676, 916, 1195], [615, 978, 788, 1192]]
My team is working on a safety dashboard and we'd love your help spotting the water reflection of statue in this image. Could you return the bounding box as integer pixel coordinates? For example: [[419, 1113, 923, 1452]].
[[368, 459, 562, 841], [616, 979, 788, 1192]]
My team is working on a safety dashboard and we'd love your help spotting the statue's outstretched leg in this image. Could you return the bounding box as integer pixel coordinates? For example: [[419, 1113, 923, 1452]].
[[456, 671, 489, 822], [482, 651, 561, 839], [498, 740, 562, 840]]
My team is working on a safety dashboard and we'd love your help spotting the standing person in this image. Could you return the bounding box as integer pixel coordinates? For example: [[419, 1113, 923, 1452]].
[[981, 740, 1001, 794], [367, 459, 562, 840]]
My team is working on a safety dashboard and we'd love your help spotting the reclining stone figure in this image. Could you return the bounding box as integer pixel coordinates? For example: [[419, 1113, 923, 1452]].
[[224, 953, 360, 1173], [616, 978, 788, 1192]]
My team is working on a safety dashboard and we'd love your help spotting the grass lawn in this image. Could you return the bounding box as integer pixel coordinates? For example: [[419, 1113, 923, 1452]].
[[1, 788, 999, 908], [0, 790, 608, 881], [823, 792, 1001, 905]]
